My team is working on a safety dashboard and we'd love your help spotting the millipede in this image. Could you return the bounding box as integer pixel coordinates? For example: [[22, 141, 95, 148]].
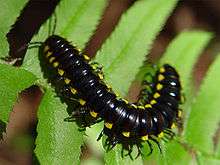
[[40, 35, 183, 158]]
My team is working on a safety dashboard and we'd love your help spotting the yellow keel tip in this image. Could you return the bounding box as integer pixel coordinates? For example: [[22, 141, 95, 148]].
[[160, 67, 165, 73], [150, 99, 157, 105], [141, 135, 148, 141], [53, 62, 59, 68], [98, 73, 104, 80], [138, 106, 145, 110], [46, 51, 53, 58], [158, 132, 164, 138], [122, 131, 130, 138], [49, 57, 55, 63], [156, 83, 163, 90], [178, 110, 182, 118], [145, 104, 152, 108], [58, 69, 64, 76], [83, 55, 90, 60], [64, 78, 71, 84], [104, 122, 113, 129], [171, 123, 176, 129], [122, 99, 129, 104], [44, 45, 50, 53], [131, 104, 137, 108], [70, 87, 77, 94], [90, 111, 98, 118], [79, 99, 86, 105], [158, 74, 165, 81], [153, 92, 160, 99]]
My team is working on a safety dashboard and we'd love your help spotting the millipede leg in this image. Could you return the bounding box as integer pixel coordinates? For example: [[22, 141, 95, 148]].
[[135, 144, 142, 159], [64, 106, 87, 122], [90, 62, 104, 78], [127, 145, 134, 160], [0, 56, 22, 65], [150, 138, 162, 154], [65, 105, 95, 127], [121, 148, 125, 158], [163, 130, 175, 140], [97, 129, 104, 141], [109, 138, 118, 150], [146, 140, 153, 156], [137, 89, 152, 105]]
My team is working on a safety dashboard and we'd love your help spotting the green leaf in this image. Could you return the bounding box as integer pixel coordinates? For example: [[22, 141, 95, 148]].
[[184, 55, 220, 154], [143, 140, 192, 165], [0, 64, 37, 122], [0, 0, 27, 58], [160, 31, 212, 128], [216, 140, 220, 158], [104, 145, 143, 165], [95, 0, 177, 97], [85, 122, 104, 156], [20, 0, 107, 163], [94, 0, 178, 163], [142, 141, 161, 164], [22, 0, 107, 78], [160, 31, 212, 89], [197, 152, 220, 165], [160, 30, 212, 163], [159, 141, 192, 165], [81, 157, 104, 165], [145, 31, 212, 164], [35, 88, 84, 165], [57, 0, 107, 49]]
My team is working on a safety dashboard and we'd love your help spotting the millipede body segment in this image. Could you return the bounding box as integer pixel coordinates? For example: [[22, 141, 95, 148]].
[[41, 35, 182, 157]]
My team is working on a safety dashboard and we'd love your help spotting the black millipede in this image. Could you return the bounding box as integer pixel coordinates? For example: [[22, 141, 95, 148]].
[[40, 35, 183, 158]]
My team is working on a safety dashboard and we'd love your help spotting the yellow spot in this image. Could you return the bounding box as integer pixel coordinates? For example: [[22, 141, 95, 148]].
[[58, 69, 64, 76], [46, 51, 53, 58], [141, 135, 148, 141], [64, 78, 71, 84], [70, 87, 77, 94], [131, 104, 137, 108], [115, 93, 120, 97], [90, 111, 98, 118], [153, 92, 160, 99], [105, 122, 113, 129], [178, 110, 182, 118], [181, 95, 185, 103], [122, 131, 130, 137], [122, 99, 129, 104], [44, 45, 49, 53], [156, 83, 163, 90], [49, 57, 55, 63], [91, 65, 96, 70], [171, 123, 176, 129], [138, 106, 145, 110], [160, 67, 165, 73], [77, 48, 81, 52], [53, 62, 59, 68], [79, 99, 86, 105], [150, 100, 157, 105], [83, 55, 90, 60], [145, 104, 152, 108], [158, 132, 164, 138], [98, 73, 104, 80], [158, 74, 165, 81], [106, 84, 111, 89]]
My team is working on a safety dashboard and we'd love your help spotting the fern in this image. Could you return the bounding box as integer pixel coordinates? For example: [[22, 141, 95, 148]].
[[0, 0, 220, 164]]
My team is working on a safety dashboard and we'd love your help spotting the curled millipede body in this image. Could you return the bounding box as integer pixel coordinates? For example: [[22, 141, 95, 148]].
[[41, 35, 183, 157]]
